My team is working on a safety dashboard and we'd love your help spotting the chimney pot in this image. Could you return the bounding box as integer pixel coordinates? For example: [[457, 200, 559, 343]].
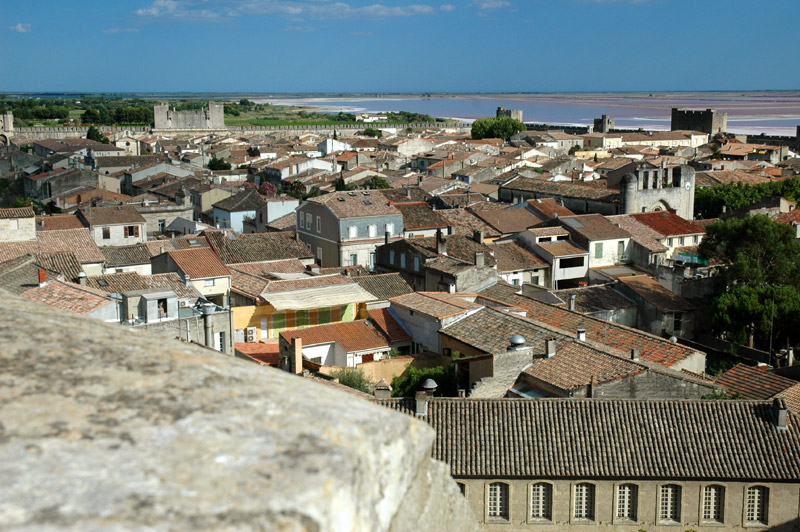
[[545, 337, 556, 358], [38, 268, 46, 286], [474, 251, 485, 268], [577, 328, 586, 342], [774, 397, 788, 429], [568, 294, 577, 311], [415, 390, 428, 417], [630, 348, 640, 361], [458, 389, 466, 398]]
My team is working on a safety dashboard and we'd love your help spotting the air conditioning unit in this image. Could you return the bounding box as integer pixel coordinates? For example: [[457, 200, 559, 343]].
[[246, 326, 257, 343], [179, 300, 190, 308]]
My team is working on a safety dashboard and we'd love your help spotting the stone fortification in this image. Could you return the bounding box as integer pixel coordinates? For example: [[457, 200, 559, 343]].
[[0, 290, 476, 531], [153, 101, 226, 133]]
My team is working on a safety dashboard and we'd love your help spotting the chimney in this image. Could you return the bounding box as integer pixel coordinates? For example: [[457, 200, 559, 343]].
[[577, 329, 586, 342], [417, 175, 424, 186], [292, 337, 303, 376], [568, 294, 576, 312], [447, 225, 454, 236], [38, 268, 46, 286], [436, 229, 446, 255], [630, 348, 640, 361], [202, 303, 215, 350], [473, 230, 484, 244], [773, 397, 788, 429], [415, 391, 428, 418], [474, 252, 485, 268], [406, 187, 412, 199], [184, 274, 191, 287], [545, 337, 556, 358], [77, 272, 87, 286], [373, 378, 392, 400], [385, 230, 391, 246], [457, 389, 466, 398]]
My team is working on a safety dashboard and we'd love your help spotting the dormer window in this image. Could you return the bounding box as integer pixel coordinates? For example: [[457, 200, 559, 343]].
[[348, 226, 358, 239]]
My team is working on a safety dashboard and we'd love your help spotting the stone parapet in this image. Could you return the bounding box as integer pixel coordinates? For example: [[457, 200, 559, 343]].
[[0, 290, 476, 531]]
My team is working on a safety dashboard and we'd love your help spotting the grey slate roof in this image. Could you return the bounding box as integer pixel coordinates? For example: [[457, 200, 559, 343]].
[[380, 398, 800, 481], [212, 189, 266, 213], [204, 230, 313, 264]]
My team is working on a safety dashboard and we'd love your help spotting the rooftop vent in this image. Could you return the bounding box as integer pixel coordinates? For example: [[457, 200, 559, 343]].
[[348, 192, 356, 196], [364, 200, 372, 205], [507, 334, 526, 351], [337, 197, 345, 201]]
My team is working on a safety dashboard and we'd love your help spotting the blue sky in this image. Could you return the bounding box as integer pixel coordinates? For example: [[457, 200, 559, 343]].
[[2, 0, 799, 93]]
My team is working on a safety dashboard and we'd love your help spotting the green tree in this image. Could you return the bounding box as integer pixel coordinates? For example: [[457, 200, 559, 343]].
[[364, 176, 391, 189], [335, 176, 352, 191], [470, 116, 525, 141], [390, 364, 458, 398], [208, 157, 231, 171], [699, 215, 800, 349], [289, 180, 306, 199], [362, 127, 382, 138], [86, 125, 109, 144], [331, 368, 373, 394]]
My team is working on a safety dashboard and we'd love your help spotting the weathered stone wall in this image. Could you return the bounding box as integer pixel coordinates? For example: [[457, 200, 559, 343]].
[[0, 290, 476, 531], [671, 108, 727, 134]]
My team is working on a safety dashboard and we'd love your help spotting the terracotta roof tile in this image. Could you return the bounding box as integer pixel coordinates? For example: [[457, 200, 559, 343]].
[[389, 292, 481, 319], [629, 211, 706, 237], [77, 205, 146, 226], [306, 190, 400, 219], [36, 214, 85, 231], [354, 273, 414, 301], [101, 244, 152, 267], [716, 364, 797, 400], [85, 272, 200, 300], [0, 207, 35, 219], [21, 280, 115, 315], [367, 308, 411, 343], [393, 203, 449, 230], [489, 240, 547, 272], [0, 228, 104, 265], [167, 248, 231, 279], [618, 275, 695, 313], [205, 230, 313, 264], [479, 283, 701, 368], [280, 320, 390, 353]]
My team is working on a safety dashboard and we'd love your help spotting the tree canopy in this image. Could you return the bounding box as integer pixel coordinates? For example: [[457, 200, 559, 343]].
[[208, 157, 231, 171], [86, 125, 109, 144], [390, 364, 458, 398], [361, 127, 382, 138], [694, 176, 800, 219], [364, 176, 391, 190], [699, 214, 800, 349], [470, 116, 525, 141]]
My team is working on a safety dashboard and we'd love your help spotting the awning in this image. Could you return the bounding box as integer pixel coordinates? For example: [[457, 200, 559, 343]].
[[263, 283, 377, 311]]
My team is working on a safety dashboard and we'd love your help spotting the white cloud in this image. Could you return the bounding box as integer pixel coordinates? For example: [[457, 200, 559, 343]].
[[9, 23, 32, 33], [137, 0, 437, 20], [103, 28, 141, 34], [439, 4, 456, 11], [470, 0, 509, 10]]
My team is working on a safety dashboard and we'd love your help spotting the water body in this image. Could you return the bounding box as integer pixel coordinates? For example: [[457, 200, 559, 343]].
[[260, 92, 800, 136]]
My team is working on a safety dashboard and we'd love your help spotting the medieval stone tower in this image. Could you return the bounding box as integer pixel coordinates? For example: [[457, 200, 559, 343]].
[[0, 111, 13, 145], [153, 102, 226, 133], [620, 164, 696, 220], [496, 107, 523, 122]]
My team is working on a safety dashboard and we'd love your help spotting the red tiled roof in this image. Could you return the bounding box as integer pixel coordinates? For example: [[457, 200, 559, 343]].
[[629, 211, 706, 237], [235, 342, 280, 367], [389, 292, 481, 319], [715, 364, 797, 400], [479, 283, 701, 368], [21, 280, 115, 315], [367, 308, 411, 343], [0, 228, 104, 265], [0, 207, 35, 219], [280, 320, 390, 353], [36, 214, 85, 231], [168, 248, 231, 279]]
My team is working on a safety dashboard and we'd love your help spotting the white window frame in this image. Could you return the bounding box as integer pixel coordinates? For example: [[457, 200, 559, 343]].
[[700, 484, 725, 524], [658, 484, 682, 524], [348, 225, 358, 239], [744, 485, 768, 526], [572, 482, 595, 523], [316, 215, 321, 233], [305, 213, 312, 230], [528, 482, 553, 523], [204, 279, 215, 288], [386, 222, 394, 235], [486, 482, 510, 522], [614, 483, 638, 523], [368, 224, 377, 238]]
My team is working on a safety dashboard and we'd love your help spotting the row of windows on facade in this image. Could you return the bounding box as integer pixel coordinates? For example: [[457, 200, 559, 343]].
[[388, 249, 420, 272], [102, 225, 140, 239], [297, 212, 394, 239], [472, 482, 770, 526]]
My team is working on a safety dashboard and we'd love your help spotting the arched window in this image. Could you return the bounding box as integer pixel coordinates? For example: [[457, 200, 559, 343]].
[[487, 482, 509, 520], [702, 485, 724, 523], [529, 482, 552, 521], [659, 484, 681, 523], [573, 483, 595, 521], [745, 486, 769, 525], [616, 483, 638, 521]]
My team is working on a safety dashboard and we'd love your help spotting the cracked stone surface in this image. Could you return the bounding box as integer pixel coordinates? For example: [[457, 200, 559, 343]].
[[0, 291, 476, 531]]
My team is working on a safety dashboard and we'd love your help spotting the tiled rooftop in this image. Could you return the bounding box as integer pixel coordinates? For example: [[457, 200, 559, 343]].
[[379, 398, 800, 480], [167, 248, 231, 279], [86, 272, 200, 300], [479, 283, 701, 368], [101, 244, 152, 267], [306, 190, 400, 219], [716, 364, 797, 400], [629, 210, 706, 237], [77, 205, 146, 226], [367, 308, 411, 343], [488, 240, 547, 272], [280, 320, 390, 353], [0, 228, 104, 265], [21, 280, 115, 315], [618, 274, 695, 313], [205, 230, 313, 264], [390, 292, 481, 319], [354, 273, 414, 301], [523, 341, 645, 392]]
